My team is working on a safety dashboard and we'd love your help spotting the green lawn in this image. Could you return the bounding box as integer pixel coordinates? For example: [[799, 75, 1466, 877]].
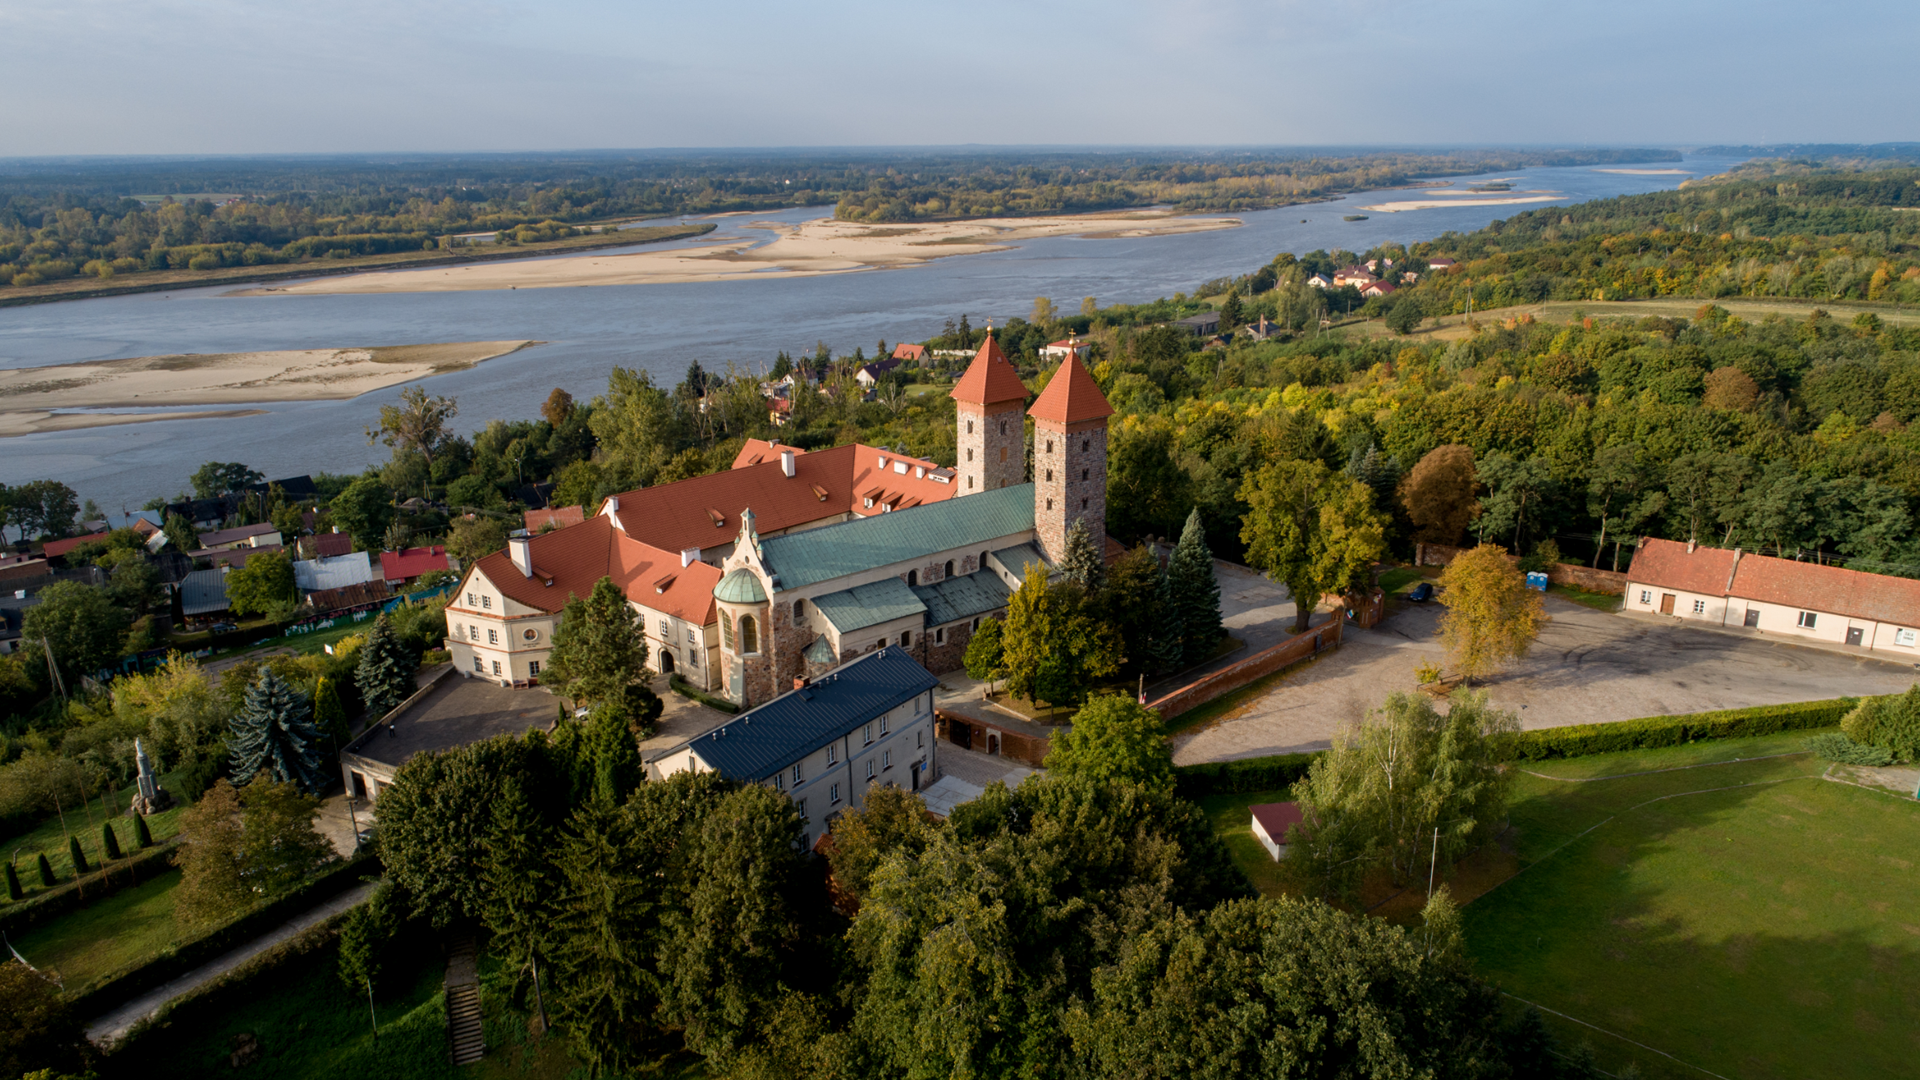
[[1464, 731, 1920, 1080], [1197, 787, 1295, 896], [11, 869, 185, 989], [1546, 581, 1622, 611], [2, 773, 187, 902], [1376, 565, 1432, 595]]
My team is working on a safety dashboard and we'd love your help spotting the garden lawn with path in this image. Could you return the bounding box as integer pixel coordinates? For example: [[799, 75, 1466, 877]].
[[1463, 730, 1920, 1080], [1197, 787, 1294, 898], [11, 869, 184, 988]]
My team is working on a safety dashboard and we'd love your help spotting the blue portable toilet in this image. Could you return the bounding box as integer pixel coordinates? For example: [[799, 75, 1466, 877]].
[[1525, 571, 1549, 592]]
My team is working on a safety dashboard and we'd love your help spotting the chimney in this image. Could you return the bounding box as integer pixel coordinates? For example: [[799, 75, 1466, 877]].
[[1687, 538, 1696, 553], [793, 676, 811, 690], [914, 465, 925, 479], [1724, 548, 1743, 594], [508, 535, 533, 578], [681, 546, 700, 567], [781, 449, 796, 477], [605, 495, 619, 514]]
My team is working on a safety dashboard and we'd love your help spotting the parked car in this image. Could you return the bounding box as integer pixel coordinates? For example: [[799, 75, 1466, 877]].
[[1408, 582, 1434, 603], [208, 621, 239, 633]]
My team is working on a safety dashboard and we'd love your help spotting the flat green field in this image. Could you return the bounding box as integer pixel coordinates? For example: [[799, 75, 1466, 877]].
[[1464, 733, 1920, 1079], [1198, 787, 1294, 897], [12, 869, 185, 988]]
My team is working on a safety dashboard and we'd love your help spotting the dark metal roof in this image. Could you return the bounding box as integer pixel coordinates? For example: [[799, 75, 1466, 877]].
[[680, 647, 938, 780], [911, 568, 1011, 626]]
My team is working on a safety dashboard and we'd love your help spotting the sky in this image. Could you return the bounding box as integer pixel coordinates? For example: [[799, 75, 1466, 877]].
[[3, 0, 1917, 155]]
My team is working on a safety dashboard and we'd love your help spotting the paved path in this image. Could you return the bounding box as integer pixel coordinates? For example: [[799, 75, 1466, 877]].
[[86, 881, 378, 1047], [1173, 597, 1919, 765]]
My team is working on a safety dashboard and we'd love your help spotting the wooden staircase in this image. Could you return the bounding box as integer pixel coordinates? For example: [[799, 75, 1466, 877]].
[[445, 935, 484, 1066]]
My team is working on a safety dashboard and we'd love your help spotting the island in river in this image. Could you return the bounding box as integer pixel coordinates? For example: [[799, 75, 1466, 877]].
[[244, 210, 1241, 296], [0, 341, 539, 438]]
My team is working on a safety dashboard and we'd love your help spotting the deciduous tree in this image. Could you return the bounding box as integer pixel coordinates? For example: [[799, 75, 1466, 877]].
[[1000, 566, 1122, 706], [1239, 460, 1386, 634], [224, 550, 297, 617], [367, 385, 458, 468], [22, 580, 129, 682], [329, 475, 393, 553], [1401, 444, 1477, 546], [1436, 544, 1546, 684], [1043, 694, 1172, 789]]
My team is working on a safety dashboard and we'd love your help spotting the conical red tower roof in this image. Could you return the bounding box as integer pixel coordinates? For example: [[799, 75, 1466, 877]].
[[1027, 354, 1114, 425], [949, 333, 1030, 406]]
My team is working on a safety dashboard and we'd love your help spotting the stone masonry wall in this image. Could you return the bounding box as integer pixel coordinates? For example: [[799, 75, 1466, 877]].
[[1034, 417, 1107, 564], [957, 400, 1026, 495]]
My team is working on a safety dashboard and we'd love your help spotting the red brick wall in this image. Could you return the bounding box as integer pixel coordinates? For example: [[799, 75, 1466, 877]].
[[1146, 619, 1344, 721], [1413, 543, 1627, 595], [935, 710, 1052, 767]]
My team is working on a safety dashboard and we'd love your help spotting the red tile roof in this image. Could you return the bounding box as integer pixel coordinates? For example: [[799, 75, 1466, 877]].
[[1631, 537, 1920, 627], [41, 533, 108, 560], [1027, 355, 1114, 426], [732, 439, 808, 470], [1250, 802, 1304, 844], [381, 546, 450, 582], [305, 532, 355, 559], [523, 506, 585, 533], [463, 515, 720, 625], [1627, 539, 1740, 597], [949, 333, 1030, 406], [892, 343, 927, 361]]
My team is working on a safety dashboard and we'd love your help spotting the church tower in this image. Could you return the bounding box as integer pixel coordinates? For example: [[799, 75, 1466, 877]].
[[949, 331, 1029, 495], [1027, 354, 1115, 565]]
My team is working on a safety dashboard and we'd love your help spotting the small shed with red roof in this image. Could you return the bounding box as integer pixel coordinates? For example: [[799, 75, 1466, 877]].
[[381, 545, 452, 587], [1250, 802, 1305, 860]]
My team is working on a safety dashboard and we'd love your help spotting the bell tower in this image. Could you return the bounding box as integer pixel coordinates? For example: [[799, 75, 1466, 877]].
[[1027, 354, 1115, 564], [949, 330, 1029, 495]]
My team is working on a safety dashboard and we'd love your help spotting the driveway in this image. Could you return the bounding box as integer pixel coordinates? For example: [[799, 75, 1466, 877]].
[[1172, 597, 1919, 765], [640, 676, 732, 760]]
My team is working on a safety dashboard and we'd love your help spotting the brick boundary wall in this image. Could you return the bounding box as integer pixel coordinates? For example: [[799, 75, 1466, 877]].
[[1146, 619, 1345, 721], [1414, 543, 1628, 596], [935, 709, 1052, 767]]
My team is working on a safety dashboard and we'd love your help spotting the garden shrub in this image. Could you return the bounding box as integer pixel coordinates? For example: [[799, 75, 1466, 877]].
[[1173, 752, 1319, 798], [1501, 698, 1854, 761], [133, 813, 154, 848], [37, 853, 55, 887], [1804, 732, 1893, 766], [1840, 685, 1920, 762], [4, 860, 20, 900], [67, 836, 88, 875], [101, 821, 122, 861]]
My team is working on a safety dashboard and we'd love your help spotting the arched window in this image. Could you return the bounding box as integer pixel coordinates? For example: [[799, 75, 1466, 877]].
[[721, 614, 734, 651], [794, 599, 806, 621], [739, 615, 759, 654], [907, 570, 919, 586], [980, 550, 989, 570], [967, 420, 974, 434], [944, 560, 954, 578]]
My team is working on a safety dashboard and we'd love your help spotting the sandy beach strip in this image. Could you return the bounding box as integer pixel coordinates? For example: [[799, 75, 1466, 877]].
[[1593, 168, 1693, 175], [1360, 194, 1568, 213], [261, 210, 1241, 296], [0, 340, 538, 438]]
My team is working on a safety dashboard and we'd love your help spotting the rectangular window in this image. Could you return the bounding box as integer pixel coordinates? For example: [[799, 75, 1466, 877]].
[[467, 592, 476, 606], [900, 630, 911, 648], [722, 617, 734, 650], [774, 772, 784, 791], [880, 716, 889, 736], [1797, 611, 1817, 629], [935, 627, 946, 645], [688, 628, 697, 644], [1898, 628, 1918, 647], [883, 749, 891, 770], [473, 656, 485, 673], [468, 625, 479, 640], [659, 620, 670, 637], [1692, 600, 1706, 614], [487, 628, 499, 644], [491, 660, 502, 675], [866, 760, 876, 780], [827, 744, 837, 765], [482, 596, 492, 610], [830, 783, 841, 805], [797, 797, 807, 820], [917, 730, 924, 748], [528, 661, 540, 676], [792, 763, 803, 784], [1639, 590, 1651, 604], [863, 723, 873, 745]]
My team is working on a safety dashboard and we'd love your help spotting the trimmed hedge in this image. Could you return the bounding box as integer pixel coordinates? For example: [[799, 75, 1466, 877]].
[[1501, 698, 1855, 761], [65, 849, 381, 1018], [1174, 752, 1319, 799], [669, 673, 740, 714], [0, 839, 180, 937]]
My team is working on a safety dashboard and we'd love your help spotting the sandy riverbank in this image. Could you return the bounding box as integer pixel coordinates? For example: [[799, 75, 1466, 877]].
[[1593, 168, 1693, 175], [0, 341, 538, 438], [1361, 193, 1567, 213], [254, 210, 1241, 296]]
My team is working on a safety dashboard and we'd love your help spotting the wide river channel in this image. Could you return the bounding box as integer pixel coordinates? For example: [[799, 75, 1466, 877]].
[[0, 155, 1746, 511]]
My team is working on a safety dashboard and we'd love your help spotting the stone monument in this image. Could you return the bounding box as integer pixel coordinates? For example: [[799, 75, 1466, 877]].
[[127, 737, 174, 816]]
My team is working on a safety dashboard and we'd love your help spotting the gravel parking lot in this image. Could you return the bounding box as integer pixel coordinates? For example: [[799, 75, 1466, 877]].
[[1172, 596, 1920, 765]]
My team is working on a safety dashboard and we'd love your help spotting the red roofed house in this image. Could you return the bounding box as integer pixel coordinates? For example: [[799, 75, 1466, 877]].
[[1360, 280, 1397, 298], [524, 506, 586, 534], [891, 343, 927, 363], [40, 532, 108, 562], [1426, 257, 1457, 270], [1624, 538, 1920, 654], [381, 545, 453, 588], [1249, 802, 1305, 860]]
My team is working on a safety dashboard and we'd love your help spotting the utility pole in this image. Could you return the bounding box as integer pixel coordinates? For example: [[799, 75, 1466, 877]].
[[1428, 826, 1440, 901], [367, 978, 380, 1041]]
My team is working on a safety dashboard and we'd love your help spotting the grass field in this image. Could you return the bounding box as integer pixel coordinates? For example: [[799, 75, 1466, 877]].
[[1464, 731, 1920, 1080], [1198, 787, 1295, 897], [2, 772, 186, 902], [1546, 581, 1621, 611], [12, 869, 184, 988]]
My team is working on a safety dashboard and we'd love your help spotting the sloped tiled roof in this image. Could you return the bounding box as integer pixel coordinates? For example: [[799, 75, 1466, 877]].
[[381, 546, 450, 582], [892, 343, 927, 361], [1626, 539, 1741, 597], [524, 506, 585, 533], [306, 579, 392, 613], [196, 522, 280, 548], [466, 514, 720, 625], [41, 532, 109, 560], [811, 578, 926, 635], [732, 440, 808, 469], [195, 545, 285, 569], [761, 483, 1036, 591], [1730, 550, 1920, 627], [303, 532, 355, 559], [911, 569, 1011, 626], [678, 648, 939, 780], [1250, 802, 1304, 844], [949, 334, 1030, 406], [1027, 355, 1114, 426]]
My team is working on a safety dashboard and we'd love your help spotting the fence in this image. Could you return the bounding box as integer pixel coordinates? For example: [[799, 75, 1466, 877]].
[[1414, 543, 1629, 596], [1147, 618, 1345, 721]]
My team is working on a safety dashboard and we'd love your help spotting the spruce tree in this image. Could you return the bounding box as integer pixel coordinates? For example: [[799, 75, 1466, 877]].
[[67, 836, 88, 876], [133, 813, 154, 848], [1167, 509, 1224, 664], [355, 614, 414, 720], [545, 577, 647, 708], [1145, 558, 1184, 676], [101, 821, 122, 861], [1060, 519, 1106, 590], [229, 668, 326, 794], [36, 853, 55, 887], [587, 705, 644, 805], [483, 779, 555, 1028], [313, 676, 350, 746], [5, 860, 22, 900]]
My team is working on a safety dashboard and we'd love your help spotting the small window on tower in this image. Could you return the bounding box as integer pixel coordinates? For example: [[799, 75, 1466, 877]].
[[1081, 469, 1089, 481], [999, 420, 1007, 435], [1046, 440, 1053, 453], [1081, 498, 1088, 510], [967, 448, 974, 462], [1045, 470, 1053, 481], [1047, 499, 1054, 510], [999, 447, 1007, 462], [1082, 439, 1090, 452], [967, 420, 974, 434]]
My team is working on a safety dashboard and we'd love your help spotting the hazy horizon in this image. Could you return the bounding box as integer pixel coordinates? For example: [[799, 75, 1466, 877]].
[[5, 0, 1916, 156]]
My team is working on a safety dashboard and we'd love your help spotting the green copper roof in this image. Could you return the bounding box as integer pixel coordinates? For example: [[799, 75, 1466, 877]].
[[803, 634, 836, 665], [761, 483, 1036, 591], [714, 567, 769, 604], [911, 569, 1012, 626], [811, 577, 927, 635]]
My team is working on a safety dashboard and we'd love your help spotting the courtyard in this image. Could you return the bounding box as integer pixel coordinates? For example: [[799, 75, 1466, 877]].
[[1172, 595, 1920, 764]]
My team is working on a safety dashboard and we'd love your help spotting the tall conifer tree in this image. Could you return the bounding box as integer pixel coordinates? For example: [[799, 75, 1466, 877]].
[[356, 614, 414, 719], [1167, 509, 1223, 664], [229, 668, 325, 793], [1059, 519, 1106, 590]]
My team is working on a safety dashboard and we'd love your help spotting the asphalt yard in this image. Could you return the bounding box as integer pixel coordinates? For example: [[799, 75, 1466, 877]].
[[1172, 596, 1920, 765]]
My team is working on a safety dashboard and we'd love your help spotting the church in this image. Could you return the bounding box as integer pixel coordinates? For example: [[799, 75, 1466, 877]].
[[443, 333, 1117, 708]]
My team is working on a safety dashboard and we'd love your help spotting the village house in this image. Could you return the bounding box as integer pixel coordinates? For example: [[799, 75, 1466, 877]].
[[381, 545, 452, 588], [445, 334, 1120, 706], [298, 531, 355, 560], [1039, 337, 1092, 362], [649, 646, 940, 851], [1173, 312, 1221, 336], [1425, 257, 1457, 271], [1623, 538, 1920, 654], [854, 356, 906, 390], [1333, 266, 1378, 289], [195, 523, 283, 552], [1361, 280, 1397, 298], [890, 343, 927, 364]]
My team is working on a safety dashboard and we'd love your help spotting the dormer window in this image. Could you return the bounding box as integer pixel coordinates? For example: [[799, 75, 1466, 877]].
[[864, 497, 874, 509]]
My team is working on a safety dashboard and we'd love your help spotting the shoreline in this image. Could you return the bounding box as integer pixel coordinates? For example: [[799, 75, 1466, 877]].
[[257, 210, 1244, 296], [0, 341, 540, 439]]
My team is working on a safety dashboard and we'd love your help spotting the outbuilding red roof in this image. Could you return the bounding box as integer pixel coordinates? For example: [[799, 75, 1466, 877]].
[[1626, 539, 1740, 597], [1026, 355, 1114, 426], [381, 545, 450, 582], [41, 532, 108, 560], [1250, 802, 1305, 844], [1630, 537, 1920, 627], [892, 343, 927, 362], [949, 334, 1030, 406]]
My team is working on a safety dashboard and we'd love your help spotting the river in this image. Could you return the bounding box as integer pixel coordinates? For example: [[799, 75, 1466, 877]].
[[0, 155, 1745, 511]]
